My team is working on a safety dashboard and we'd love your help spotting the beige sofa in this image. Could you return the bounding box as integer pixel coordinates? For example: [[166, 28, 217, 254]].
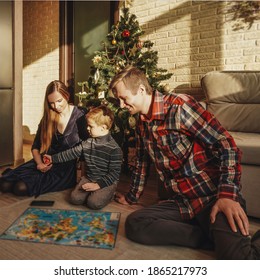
[[201, 71, 260, 218]]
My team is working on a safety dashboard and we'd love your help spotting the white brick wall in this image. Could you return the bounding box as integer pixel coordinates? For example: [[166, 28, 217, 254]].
[[22, 1, 260, 141], [23, 1, 59, 142], [129, 0, 260, 99]]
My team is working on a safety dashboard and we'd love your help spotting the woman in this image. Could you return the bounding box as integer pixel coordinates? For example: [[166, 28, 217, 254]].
[[0, 80, 88, 197]]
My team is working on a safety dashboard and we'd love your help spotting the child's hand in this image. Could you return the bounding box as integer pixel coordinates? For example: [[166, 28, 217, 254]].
[[82, 182, 100, 191], [43, 154, 52, 165]]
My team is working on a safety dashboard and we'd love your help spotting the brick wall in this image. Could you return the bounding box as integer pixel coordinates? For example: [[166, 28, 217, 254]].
[[22, 0, 260, 141], [23, 1, 59, 142], [129, 0, 260, 100]]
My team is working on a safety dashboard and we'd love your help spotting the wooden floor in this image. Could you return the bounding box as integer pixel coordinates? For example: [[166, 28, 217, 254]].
[[0, 144, 259, 260]]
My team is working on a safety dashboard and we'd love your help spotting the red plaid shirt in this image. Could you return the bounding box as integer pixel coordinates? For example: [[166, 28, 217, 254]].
[[126, 91, 242, 219]]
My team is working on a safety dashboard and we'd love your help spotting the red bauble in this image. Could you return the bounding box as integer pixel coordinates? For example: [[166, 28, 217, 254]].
[[43, 155, 51, 165], [122, 29, 130, 38]]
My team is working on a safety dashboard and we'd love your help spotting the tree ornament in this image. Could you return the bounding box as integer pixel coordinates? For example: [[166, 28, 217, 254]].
[[92, 55, 102, 65], [118, 60, 125, 67], [111, 26, 118, 45], [78, 93, 85, 107], [124, 129, 130, 136], [164, 84, 171, 93], [122, 29, 130, 38], [137, 40, 143, 49], [102, 99, 108, 105], [98, 91, 105, 99], [94, 69, 100, 84], [76, 86, 88, 107]]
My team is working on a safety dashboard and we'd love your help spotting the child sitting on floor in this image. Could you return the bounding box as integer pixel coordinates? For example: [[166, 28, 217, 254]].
[[44, 105, 122, 209]]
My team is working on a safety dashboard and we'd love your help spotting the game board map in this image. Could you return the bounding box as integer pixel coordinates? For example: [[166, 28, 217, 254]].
[[0, 207, 120, 250]]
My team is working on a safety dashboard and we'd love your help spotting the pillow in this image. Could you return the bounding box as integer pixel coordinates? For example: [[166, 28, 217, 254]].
[[201, 71, 260, 132]]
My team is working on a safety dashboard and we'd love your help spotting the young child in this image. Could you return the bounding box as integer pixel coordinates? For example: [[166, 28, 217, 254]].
[[44, 105, 122, 210]]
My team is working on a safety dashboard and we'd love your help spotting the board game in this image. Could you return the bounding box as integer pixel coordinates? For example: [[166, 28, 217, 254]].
[[0, 208, 120, 249]]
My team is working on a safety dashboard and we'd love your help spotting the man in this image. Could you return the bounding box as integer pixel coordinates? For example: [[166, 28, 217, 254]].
[[109, 65, 260, 259]]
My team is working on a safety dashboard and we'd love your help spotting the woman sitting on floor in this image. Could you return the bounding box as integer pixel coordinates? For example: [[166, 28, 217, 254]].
[[0, 80, 88, 197]]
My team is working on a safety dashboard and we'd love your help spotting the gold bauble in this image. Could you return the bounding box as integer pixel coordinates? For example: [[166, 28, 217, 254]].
[[112, 39, 117, 45], [164, 84, 171, 93], [102, 99, 108, 105]]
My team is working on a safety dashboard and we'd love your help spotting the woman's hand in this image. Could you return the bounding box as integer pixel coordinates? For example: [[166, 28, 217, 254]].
[[43, 154, 52, 165], [37, 162, 52, 173], [32, 149, 52, 173]]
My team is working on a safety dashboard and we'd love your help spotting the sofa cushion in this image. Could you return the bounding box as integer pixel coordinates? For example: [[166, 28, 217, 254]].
[[207, 103, 260, 132], [201, 71, 260, 133], [229, 131, 260, 165]]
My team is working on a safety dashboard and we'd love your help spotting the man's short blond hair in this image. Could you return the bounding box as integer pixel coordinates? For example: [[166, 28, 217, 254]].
[[86, 105, 114, 130], [109, 65, 152, 95]]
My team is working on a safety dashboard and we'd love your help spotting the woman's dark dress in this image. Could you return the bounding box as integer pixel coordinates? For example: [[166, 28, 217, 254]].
[[2, 106, 88, 197]]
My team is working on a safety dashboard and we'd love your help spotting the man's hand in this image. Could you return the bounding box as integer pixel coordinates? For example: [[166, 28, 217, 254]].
[[210, 198, 249, 236], [82, 182, 100, 192], [114, 192, 129, 205]]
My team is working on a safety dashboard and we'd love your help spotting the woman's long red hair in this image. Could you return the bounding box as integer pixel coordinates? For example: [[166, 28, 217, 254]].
[[40, 80, 70, 153]]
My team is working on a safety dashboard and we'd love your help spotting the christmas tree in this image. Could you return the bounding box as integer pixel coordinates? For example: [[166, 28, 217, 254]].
[[76, 7, 172, 170]]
